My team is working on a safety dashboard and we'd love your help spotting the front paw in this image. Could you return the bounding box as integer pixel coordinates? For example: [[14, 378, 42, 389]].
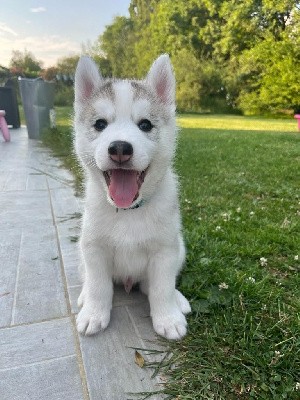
[[76, 303, 111, 336], [152, 309, 187, 340]]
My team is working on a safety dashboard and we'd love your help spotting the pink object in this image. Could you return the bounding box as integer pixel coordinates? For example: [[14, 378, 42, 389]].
[[124, 277, 134, 294], [294, 114, 300, 131], [0, 110, 10, 142]]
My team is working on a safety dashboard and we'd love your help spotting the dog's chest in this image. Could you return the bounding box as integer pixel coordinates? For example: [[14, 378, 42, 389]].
[[112, 244, 148, 283]]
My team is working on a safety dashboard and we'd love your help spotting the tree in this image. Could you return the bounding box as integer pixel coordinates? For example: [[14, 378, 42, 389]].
[[96, 0, 229, 111], [9, 50, 42, 78], [56, 55, 80, 76], [0, 65, 11, 83], [172, 49, 228, 112], [132, 0, 220, 76], [237, 34, 300, 113], [40, 66, 59, 81], [81, 41, 112, 77], [95, 0, 300, 114], [223, 2, 300, 113], [99, 16, 136, 77]]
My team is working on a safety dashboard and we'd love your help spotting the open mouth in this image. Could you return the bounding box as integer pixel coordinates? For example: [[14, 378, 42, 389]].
[[103, 169, 147, 208]]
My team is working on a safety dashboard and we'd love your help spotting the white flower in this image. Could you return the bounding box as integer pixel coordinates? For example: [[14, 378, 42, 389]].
[[218, 282, 229, 290], [294, 255, 299, 261], [274, 350, 284, 359], [221, 212, 230, 221], [215, 225, 221, 231], [281, 217, 291, 228], [236, 207, 241, 213], [296, 382, 300, 390], [247, 277, 256, 283], [197, 217, 202, 221], [260, 257, 268, 267], [250, 211, 255, 216]]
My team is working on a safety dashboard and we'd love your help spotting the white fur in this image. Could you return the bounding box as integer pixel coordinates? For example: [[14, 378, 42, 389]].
[[74, 54, 191, 340]]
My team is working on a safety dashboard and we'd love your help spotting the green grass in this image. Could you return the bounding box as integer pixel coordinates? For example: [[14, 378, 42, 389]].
[[179, 114, 297, 132], [41, 107, 83, 192], [43, 110, 300, 399], [165, 115, 300, 399]]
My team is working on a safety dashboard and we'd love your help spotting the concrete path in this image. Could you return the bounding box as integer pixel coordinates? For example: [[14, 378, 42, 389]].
[[0, 128, 165, 400]]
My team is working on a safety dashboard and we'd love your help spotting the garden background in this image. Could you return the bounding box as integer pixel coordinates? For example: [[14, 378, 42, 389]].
[[1, 0, 300, 116], [1, 1, 299, 399]]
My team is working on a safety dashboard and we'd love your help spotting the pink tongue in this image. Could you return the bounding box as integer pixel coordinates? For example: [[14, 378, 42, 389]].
[[109, 169, 139, 208]]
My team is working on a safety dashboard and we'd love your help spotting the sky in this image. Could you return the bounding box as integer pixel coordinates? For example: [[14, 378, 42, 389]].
[[0, 0, 130, 68]]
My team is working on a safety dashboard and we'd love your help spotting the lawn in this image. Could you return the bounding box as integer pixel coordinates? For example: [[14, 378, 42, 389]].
[[43, 109, 300, 399]]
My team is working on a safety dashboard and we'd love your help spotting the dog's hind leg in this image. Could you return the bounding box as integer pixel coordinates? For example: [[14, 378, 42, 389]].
[[175, 290, 191, 315], [139, 279, 149, 295], [77, 289, 85, 308], [77, 253, 87, 308]]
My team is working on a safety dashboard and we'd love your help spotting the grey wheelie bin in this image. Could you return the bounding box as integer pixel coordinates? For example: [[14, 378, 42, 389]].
[[18, 78, 55, 139]]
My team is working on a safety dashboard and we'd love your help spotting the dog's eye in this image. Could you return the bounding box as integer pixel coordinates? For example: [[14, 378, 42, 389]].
[[138, 119, 153, 132], [94, 119, 108, 131]]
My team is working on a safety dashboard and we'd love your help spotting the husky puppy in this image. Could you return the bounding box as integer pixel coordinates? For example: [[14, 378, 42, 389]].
[[74, 55, 191, 340]]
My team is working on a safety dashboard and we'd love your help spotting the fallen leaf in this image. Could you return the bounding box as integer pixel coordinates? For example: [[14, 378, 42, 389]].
[[135, 351, 145, 368], [0, 292, 10, 297]]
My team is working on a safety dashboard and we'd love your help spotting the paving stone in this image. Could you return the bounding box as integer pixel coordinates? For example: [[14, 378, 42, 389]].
[[0, 318, 75, 369], [11, 227, 67, 325], [0, 190, 53, 230], [79, 306, 164, 400], [0, 170, 9, 191], [0, 230, 21, 328], [0, 356, 84, 400], [68, 285, 82, 314], [125, 302, 166, 363], [50, 187, 82, 287], [3, 171, 28, 191], [55, 223, 82, 287], [26, 171, 48, 190], [50, 186, 82, 217], [61, 249, 82, 288], [112, 285, 148, 308], [47, 175, 73, 189]]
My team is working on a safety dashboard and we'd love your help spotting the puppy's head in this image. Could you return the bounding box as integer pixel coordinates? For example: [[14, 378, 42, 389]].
[[74, 54, 176, 209]]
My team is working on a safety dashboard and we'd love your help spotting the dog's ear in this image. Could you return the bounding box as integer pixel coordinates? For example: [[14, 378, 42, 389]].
[[75, 56, 102, 103], [146, 54, 175, 105]]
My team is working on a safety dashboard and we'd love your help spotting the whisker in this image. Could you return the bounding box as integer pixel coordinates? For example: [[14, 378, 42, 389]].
[[79, 153, 98, 168]]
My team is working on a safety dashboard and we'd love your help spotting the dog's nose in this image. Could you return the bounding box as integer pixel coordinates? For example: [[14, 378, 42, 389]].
[[108, 141, 133, 163]]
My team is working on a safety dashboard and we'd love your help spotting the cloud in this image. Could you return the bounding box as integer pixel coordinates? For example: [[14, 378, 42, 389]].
[[0, 22, 18, 37], [0, 34, 81, 67], [30, 7, 46, 13]]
